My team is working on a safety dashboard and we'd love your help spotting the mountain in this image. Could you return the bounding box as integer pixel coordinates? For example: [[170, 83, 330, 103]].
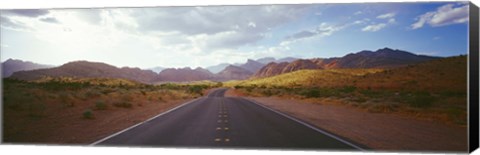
[[238, 59, 265, 73], [256, 57, 276, 64], [281, 59, 320, 73], [147, 66, 166, 73], [154, 67, 216, 82], [253, 59, 319, 78], [10, 61, 157, 83], [217, 65, 253, 80], [276, 57, 298, 63], [253, 48, 439, 78], [206, 57, 298, 75], [206, 63, 230, 74], [1, 59, 54, 77], [233, 55, 465, 92], [332, 48, 438, 68], [253, 62, 290, 78]]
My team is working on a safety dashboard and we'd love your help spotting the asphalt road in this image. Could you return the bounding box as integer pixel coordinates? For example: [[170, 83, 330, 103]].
[[93, 88, 363, 150]]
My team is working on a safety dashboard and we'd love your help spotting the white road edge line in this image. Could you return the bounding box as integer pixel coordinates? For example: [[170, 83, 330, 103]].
[[89, 97, 203, 146], [245, 98, 366, 151]]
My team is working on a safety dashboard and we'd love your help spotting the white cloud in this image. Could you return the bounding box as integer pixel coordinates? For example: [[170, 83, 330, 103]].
[[388, 18, 396, 24], [362, 23, 387, 32], [1, 5, 314, 68], [284, 22, 344, 44], [354, 11, 363, 15], [411, 3, 469, 29], [377, 13, 395, 19], [360, 12, 395, 32]]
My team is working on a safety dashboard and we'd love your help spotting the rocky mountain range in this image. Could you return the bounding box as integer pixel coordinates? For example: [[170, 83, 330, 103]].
[[10, 61, 157, 83], [217, 65, 253, 80], [253, 48, 439, 78], [1, 59, 54, 77], [5, 48, 440, 83]]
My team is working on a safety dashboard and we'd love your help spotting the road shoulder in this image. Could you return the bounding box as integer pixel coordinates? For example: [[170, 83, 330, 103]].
[[225, 89, 467, 152]]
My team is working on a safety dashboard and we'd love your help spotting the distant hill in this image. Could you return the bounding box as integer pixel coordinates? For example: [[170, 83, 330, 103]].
[[253, 48, 439, 78], [256, 57, 276, 64], [254, 59, 319, 78], [154, 67, 216, 82], [276, 57, 298, 63], [10, 61, 157, 83], [7, 48, 443, 83], [217, 65, 253, 80], [231, 55, 466, 92], [1, 59, 53, 77], [206, 63, 230, 74], [331, 48, 439, 68], [206, 57, 299, 74], [147, 66, 166, 73], [238, 59, 265, 73]]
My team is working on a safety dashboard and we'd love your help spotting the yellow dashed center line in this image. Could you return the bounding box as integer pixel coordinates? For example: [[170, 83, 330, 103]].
[[224, 138, 230, 142], [214, 138, 221, 142]]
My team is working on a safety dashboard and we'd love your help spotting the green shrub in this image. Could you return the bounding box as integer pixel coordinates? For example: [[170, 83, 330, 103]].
[[95, 100, 107, 110], [187, 85, 204, 95], [341, 86, 357, 93], [300, 88, 320, 98], [405, 92, 435, 108], [83, 109, 94, 119]]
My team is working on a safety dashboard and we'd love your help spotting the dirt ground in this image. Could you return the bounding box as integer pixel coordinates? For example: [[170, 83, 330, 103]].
[[225, 89, 468, 152], [3, 98, 191, 145]]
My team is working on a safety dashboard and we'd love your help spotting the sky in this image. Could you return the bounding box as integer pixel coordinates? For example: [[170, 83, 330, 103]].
[[0, 2, 470, 69]]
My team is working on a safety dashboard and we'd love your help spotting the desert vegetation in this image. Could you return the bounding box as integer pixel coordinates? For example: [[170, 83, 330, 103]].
[[2, 77, 215, 143], [228, 56, 467, 125]]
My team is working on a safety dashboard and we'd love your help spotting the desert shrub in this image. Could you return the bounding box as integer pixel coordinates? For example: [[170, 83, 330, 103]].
[[351, 96, 367, 103], [3, 92, 36, 110], [341, 86, 357, 93], [95, 100, 108, 110], [101, 88, 115, 95], [367, 103, 398, 113], [121, 94, 134, 102], [245, 86, 253, 92], [85, 90, 102, 98], [187, 85, 204, 95], [215, 82, 223, 87], [404, 92, 435, 108], [158, 96, 165, 102], [233, 85, 243, 89], [58, 92, 76, 107], [300, 88, 320, 98], [83, 109, 94, 119], [359, 89, 383, 98], [113, 102, 133, 108], [262, 89, 273, 97]]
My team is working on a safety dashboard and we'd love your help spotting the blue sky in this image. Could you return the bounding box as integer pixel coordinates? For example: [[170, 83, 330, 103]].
[[0, 2, 470, 68]]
